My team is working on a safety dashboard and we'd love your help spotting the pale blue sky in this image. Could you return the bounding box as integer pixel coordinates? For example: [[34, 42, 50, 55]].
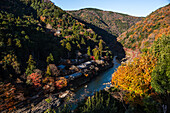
[[52, 0, 169, 17]]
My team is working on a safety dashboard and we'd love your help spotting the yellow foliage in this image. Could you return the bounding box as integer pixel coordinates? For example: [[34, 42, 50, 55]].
[[84, 74, 88, 77], [112, 52, 157, 103], [46, 66, 51, 75]]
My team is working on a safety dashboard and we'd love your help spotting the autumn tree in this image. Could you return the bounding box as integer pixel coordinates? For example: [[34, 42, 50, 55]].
[[112, 52, 157, 104]]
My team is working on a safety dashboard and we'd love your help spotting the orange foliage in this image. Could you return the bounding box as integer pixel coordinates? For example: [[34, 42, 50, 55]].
[[55, 77, 67, 89], [112, 52, 157, 104], [118, 4, 170, 51], [40, 16, 46, 22], [0, 83, 17, 111]]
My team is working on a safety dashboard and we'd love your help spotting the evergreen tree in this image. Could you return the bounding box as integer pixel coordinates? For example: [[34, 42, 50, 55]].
[[99, 39, 103, 57], [81, 38, 86, 45], [72, 22, 75, 30], [93, 33, 97, 39], [151, 35, 170, 94], [92, 48, 99, 60], [76, 41, 81, 49], [25, 55, 36, 76], [46, 65, 51, 76], [46, 53, 54, 64], [87, 46, 91, 56]]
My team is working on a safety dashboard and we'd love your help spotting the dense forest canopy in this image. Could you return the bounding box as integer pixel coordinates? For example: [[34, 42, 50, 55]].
[[0, 0, 113, 80], [0, 0, 169, 112]]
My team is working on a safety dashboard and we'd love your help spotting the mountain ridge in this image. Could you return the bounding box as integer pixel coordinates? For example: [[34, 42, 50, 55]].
[[67, 8, 143, 36], [68, 7, 144, 17]]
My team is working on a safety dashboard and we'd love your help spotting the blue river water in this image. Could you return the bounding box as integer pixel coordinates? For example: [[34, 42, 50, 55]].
[[72, 56, 121, 104]]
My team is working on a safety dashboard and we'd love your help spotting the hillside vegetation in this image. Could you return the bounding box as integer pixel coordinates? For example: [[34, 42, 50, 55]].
[[0, 0, 113, 79], [111, 4, 170, 112], [68, 8, 143, 36], [117, 4, 170, 51], [0, 0, 116, 111]]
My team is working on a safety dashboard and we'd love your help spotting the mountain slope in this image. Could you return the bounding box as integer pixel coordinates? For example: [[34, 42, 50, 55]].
[[68, 8, 143, 36], [118, 4, 170, 51], [116, 4, 170, 62], [0, 0, 114, 81], [1, 0, 123, 111]]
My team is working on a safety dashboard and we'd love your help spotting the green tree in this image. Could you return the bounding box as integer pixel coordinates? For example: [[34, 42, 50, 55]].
[[87, 46, 91, 56], [99, 39, 103, 57], [25, 55, 36, 76], [60, 40, 66, 47], [66, 42, 71, 51], [62, 30, 65, 37], [151, 35, 170, 94], [25, 35, 29, 39], [46, 65, 51, 76], [93, 48, 99, 60], [72, 22, 75, 30], [93, 33, 97, 40], [46, 53, 54, 64], [7, 38, 12, 46], [84, 30, 88, 37], [76, 41, 81, 49], [21, 30, 25, 35], [151, 35, 170, 111], [81, 38, 86, 45]]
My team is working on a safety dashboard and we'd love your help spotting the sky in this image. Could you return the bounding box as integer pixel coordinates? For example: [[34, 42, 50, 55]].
[[52, 0, 169, 17]]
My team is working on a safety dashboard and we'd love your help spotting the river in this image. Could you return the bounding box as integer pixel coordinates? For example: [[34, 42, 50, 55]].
[[70, 56, 121, 108]]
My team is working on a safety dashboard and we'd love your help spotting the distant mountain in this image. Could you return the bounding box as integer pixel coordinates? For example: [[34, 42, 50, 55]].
[[67, 8, 143, 37], [117, 4, 170, 51]]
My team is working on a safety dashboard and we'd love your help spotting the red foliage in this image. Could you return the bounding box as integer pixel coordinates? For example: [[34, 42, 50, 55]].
[[27, 73, 42, 87]]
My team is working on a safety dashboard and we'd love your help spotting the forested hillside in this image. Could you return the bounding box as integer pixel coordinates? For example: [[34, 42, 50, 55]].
[[118, 4, 170, 52], [111, 4, 170, 112], [68, 8, 143, 36], [0, 0, 117, 111], [0, 0, 113, 79]]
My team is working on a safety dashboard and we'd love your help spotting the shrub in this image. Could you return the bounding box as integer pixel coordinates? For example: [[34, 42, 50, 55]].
[[27, 73, 42, 87], [55, 77, 67, 90]]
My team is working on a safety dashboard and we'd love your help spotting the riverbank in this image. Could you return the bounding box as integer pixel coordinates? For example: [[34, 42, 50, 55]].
[[66, 60, 113, 90], [7, 57, 116, 113]]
